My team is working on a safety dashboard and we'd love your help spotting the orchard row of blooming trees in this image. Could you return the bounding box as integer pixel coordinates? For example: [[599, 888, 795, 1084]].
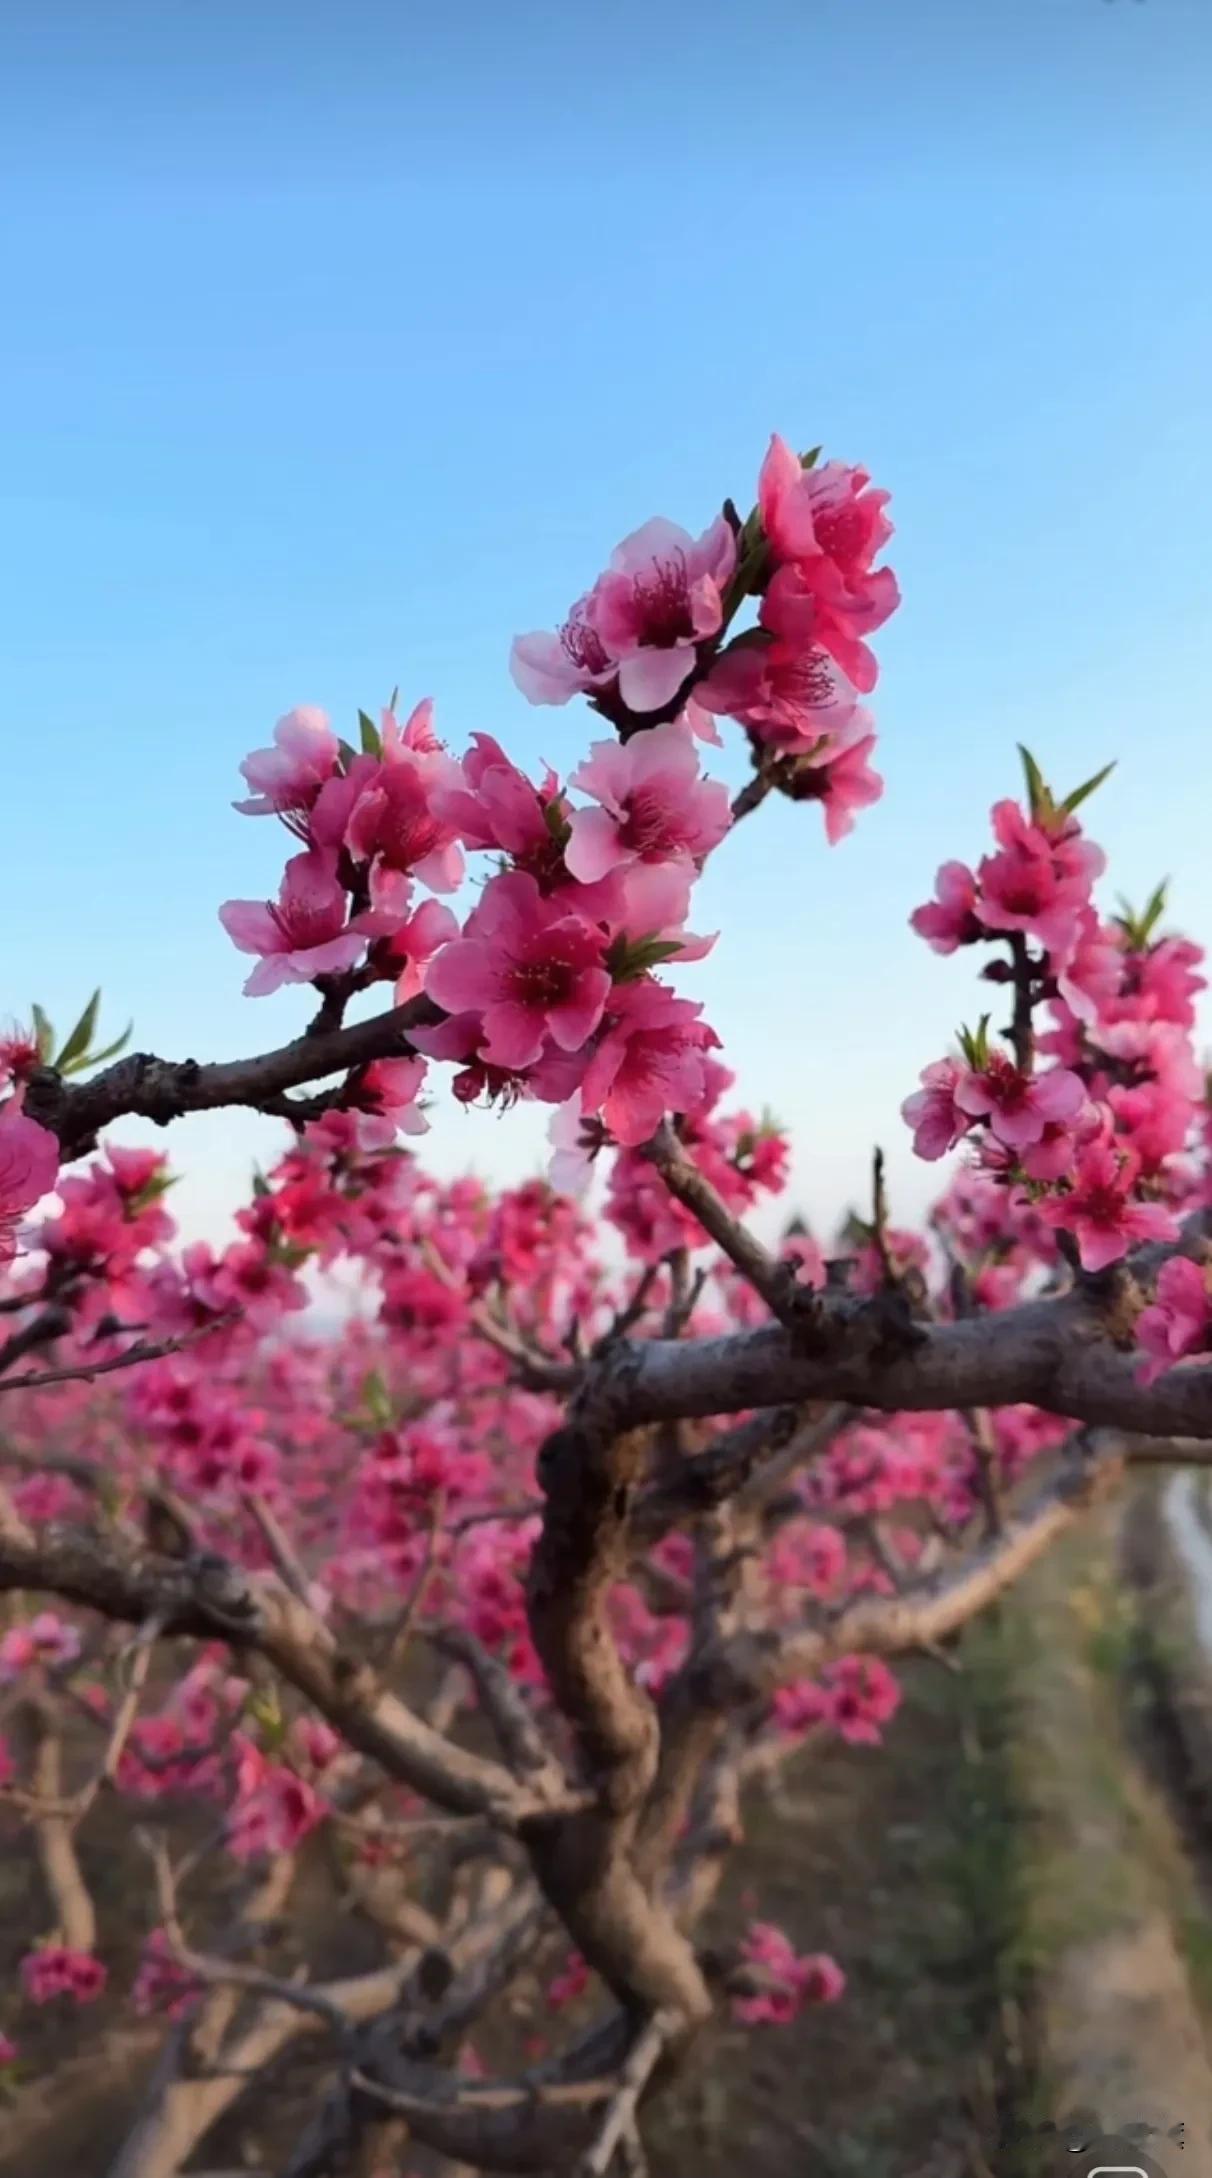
[[0, 438, 1209, 2176]]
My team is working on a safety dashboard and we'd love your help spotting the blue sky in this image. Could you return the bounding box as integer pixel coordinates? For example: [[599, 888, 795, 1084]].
[[2, 0, 1210, 1245]]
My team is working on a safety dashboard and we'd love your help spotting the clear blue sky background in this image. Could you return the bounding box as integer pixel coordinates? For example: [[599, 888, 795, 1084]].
[[3, 0, 1210, 1246]]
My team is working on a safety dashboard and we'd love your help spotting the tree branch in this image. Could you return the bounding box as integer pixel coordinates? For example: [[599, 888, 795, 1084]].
[[26, 996, 444, 1159], [0, 1527, 573, 1828]]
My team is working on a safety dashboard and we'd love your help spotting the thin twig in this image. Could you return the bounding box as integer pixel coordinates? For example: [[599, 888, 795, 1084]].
[[0, 1316, 237, 1395], [576, 2013, 670, 2176]]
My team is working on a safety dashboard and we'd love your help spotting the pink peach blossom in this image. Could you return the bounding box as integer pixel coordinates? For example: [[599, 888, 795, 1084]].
[[1056, 908, 1124, 1023], [910, 862, 982, 954], [758, 442, 899, 691], [510, 595, 617, 706], [219, 848, 367, 996], [358, 866, 460, 999], [234, 707, 339, 828], [0, 1104, 59, 1263], [733, 1920, 846, 2025], [955, 1057, 1084, 1152], [901, 1058, 974, 1161], [565, 720, 731, 884], [21, 1946, 107, 2005], [1040, 1138, 1179, 1271], [695, 635, 861, 754], [976, 799, 1105, 960], [588, 514, 737, 715], [432, 734, 567, 880], [787, 729, 883, 844], [578, 982, 716, 1147], [344, 705, 465, 892], [1136, 1256, 1211, 1383], [0, 1611, 82, 1682], [425, 871, 611, 1072]]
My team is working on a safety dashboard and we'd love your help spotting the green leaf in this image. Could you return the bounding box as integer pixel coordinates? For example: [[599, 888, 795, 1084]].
[[69, 1021, 133, 1075], [128, 1171, 180, 1215], [337, 737, 358, 769], [957, 1014, 991, 1070], [31, 1004, 55, 1063], [1113, 877, 1169, 952], [248, 1688, 286, 1751], [1139, 876, 1169, 941], [1060, 759, 1116, 816], [54, 988, 102, 1072], [798, 444, 821, 470], [359, 1369, 394, 1429], [388, 684, 399, 713], [1016, 745, 1050, 822], [605, 933, 686, 983], [358, 708, 383, 758]]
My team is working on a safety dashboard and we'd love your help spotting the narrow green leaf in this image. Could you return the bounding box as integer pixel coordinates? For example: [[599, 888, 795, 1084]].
[[1060, 759, 1116, 816], [358, 708, 383, 757], [55, 988, 102, 1071], [67, 1021, 133, 1075], [1016, 745, 1049, 820], [31, 1004, 55, 1063], [798, 445, 822, 470], [360, 1369, 394, 1429], [337, 737, 357, 769], [1140, 876, 1169, 941]]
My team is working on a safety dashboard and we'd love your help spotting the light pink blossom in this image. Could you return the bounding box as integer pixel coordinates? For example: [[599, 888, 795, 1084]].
[[901, 1058, 974, 1161], [588, 514, 737, 714], [219, 848, 367, 996], [910, 862, 982, 955], [578, 982, 716, 1148], [695, 635, 861, 754], [565, 720, 731, 884], [234, 708, 339, 828], [0, 1611, 82, 1683], [510, 596, 617, 706]]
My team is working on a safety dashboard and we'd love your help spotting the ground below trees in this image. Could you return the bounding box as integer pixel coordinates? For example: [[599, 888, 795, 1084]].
[[6, 1478, 1212, 2177]]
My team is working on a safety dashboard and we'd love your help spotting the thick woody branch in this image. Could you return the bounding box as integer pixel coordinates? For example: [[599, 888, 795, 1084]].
[[602, 1283, 1212, 1439], [0, 1526, 570, 1828], [632, 1402, 848, 1545], [525, 1411, 714, 2030], [26, 996, 443, 1159], [732, 1429, 1124, 1693]]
